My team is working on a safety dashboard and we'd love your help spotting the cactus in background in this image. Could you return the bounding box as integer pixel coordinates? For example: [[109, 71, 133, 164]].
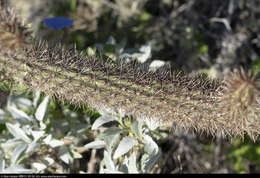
[[0, 6, 259, 139]]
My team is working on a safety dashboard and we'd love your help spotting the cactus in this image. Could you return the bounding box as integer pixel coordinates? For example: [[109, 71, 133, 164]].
[[0, 6, 259, 139]]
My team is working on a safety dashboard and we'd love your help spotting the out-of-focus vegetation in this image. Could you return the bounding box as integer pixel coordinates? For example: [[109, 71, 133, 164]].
[[15, 0, 260, 77], [1, 0, 260, 173]]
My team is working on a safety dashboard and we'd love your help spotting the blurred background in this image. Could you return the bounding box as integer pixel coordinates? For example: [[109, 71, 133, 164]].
[[3, 0, 260, 173]]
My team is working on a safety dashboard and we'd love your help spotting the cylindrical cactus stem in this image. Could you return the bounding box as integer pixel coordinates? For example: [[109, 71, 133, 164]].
[[0, 6, 259, 139]]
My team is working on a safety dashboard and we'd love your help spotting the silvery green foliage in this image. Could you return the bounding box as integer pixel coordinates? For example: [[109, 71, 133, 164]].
[[94, 36, 154, 64], [92, 36, 170, 73], [0, 91, 88, 173], [0, 90, 163, 173], [0, 159, 33, 173], [111, 36, 152, 64], [87, 111, 161, 173]]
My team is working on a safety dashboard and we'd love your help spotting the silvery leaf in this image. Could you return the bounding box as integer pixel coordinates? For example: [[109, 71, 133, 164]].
[[99, 127, 121, 140], [31, 131, 45, 142], [6, 123, 31, 143], [1, 139, 23, 150], [4, 165, 33, 173], [35, 96, 49, 122], [7, 105, 32, 123], [91, 115, 116, 130], [11, 143, 27, 165], [32, 163, 47, 172], [86, 47, 96, 56], [15, 97, 32, 110], [0, 159, 5, 172], [39, 121, 46, 130], [71, 149, 82, 159], [103, 169, 123, 174], [26, 142, 40, 154], [104, 133, 120, 152], [127, 152, 139, 173], [48, 139, 64, 148], [113, 137, 138, 159], [59, 147, 72, 164], [131, 120, 143, 139], [43, 134, 52, 145], [143, 134, 159, 155], [84, 140, 106, 149], [33, 91, 41, 108], [137, 43, 151, 63], [7, 95, 32, 110], [44, 157, 54, 166], [144, 117, 160, 131], [104, 150, 115, 171], [149, 60, 166, 72]]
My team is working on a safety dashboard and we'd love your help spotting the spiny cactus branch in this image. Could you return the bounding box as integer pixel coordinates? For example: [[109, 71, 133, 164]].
[[0, 7, 260, 139]]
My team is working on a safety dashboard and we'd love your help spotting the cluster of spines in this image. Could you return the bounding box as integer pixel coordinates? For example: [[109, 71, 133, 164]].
[[0, 6, 259, 139], [218, 69, 260, 138], [0, 6, 31, 50], [25, 40, 222, 95]]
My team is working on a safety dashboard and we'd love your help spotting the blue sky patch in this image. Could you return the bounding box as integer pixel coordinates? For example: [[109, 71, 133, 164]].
[[43, 17, 73, 30]]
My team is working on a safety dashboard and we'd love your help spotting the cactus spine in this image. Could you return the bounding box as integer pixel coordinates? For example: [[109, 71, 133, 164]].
[[0, 7, 259, 139]]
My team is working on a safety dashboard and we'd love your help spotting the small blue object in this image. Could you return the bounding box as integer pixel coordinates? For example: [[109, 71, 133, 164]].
[[43, 17, 73, 30]]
